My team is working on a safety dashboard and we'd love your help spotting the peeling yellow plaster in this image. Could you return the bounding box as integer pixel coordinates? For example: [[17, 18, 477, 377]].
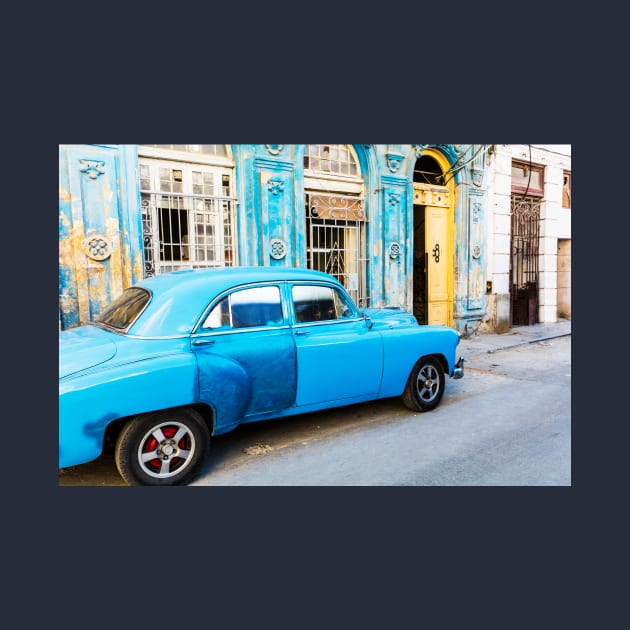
[[59, 210, 71, 230], [59, 224, 85, 269], [87, 261, 109, 311], [132, 251, 144, 286], [59, 185, 76, 203]]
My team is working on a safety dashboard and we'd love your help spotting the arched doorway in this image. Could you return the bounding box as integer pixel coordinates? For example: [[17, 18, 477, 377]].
[[411, 152, 454, 326]]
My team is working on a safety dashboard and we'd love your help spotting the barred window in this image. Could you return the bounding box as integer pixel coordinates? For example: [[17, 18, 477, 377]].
[[304, 145, 368, 307], [139, 154, 237, 277]]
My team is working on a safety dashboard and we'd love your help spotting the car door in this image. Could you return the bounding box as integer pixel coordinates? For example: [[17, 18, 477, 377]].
[[192, 284, 297, 428], [290, 282, 383, 407]]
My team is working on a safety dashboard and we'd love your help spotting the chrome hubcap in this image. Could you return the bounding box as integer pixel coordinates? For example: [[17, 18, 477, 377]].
[[417, 365, 439, 401]]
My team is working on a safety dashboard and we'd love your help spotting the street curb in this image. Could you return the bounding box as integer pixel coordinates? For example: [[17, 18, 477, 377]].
[[484, 332, 571, 354]]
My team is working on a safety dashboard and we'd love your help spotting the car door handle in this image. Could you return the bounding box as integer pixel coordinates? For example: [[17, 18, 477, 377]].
[[192, 338, 215, 346], [295, 330, 310, 336]]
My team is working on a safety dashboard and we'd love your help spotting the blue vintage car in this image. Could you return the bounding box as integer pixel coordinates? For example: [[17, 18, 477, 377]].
[[59, 267, 464, 485]]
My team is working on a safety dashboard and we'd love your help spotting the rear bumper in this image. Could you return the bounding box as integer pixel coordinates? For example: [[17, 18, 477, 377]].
[[452, 357, 465, 379]]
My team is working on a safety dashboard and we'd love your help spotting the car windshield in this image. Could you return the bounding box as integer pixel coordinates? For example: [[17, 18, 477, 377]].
[[96, 287, 150, 331]]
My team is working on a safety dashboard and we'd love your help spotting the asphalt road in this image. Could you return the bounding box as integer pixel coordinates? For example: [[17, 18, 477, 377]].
[[58, 335, 571, 486]]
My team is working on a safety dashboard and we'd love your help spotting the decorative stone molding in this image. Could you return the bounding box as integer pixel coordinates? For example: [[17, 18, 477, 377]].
[[265, 144, 283, 155], [79, 160, 106, 179], [470, 166, 483, 187], [412, 144, 428, 157], [472, 245, 481, 259], [267, 177, 285, 195], [388, 191, 400, 207], [386, 153, 404, 173], [269, 238, 287, 260], [472, 202, 481, 224], [86, 235, 112, 260], [389, 242, 402, 261], [413, 185, 449, 207], [413, 144, 463, 163]]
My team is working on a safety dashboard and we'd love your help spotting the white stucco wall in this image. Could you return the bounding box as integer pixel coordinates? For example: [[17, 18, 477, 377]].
[[484, 144, 571, 328]]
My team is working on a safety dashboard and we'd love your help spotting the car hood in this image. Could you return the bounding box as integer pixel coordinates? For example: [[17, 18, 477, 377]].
[[59, 325, 118, 379], [361, 307, 418, 327]]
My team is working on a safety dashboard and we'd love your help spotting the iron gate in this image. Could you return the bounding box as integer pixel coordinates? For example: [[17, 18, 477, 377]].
[[510, 195, 540, 325], [305, 191, 369, 307]]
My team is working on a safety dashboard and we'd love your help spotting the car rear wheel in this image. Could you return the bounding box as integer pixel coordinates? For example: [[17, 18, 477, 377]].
[[401, 356, 445, 412], [115, 408, 209, 486]]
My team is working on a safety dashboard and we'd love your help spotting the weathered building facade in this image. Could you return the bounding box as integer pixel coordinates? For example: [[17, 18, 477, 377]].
[[483, 144, 571, 332], [58, 143, 501, 334]]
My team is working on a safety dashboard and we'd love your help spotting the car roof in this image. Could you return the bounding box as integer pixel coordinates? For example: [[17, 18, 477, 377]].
[[128, 266, 340, 336]]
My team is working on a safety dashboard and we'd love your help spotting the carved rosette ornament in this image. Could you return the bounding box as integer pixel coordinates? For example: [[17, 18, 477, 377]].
[[86, 235, 112, 260], [269, 238, 287, 260]]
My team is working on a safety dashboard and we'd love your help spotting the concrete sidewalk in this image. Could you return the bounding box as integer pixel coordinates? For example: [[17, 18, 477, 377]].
[[457, 318, 572, 358]]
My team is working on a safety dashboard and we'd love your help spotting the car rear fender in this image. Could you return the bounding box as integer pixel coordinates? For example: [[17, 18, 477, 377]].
[[194, 353, 252, 434], [59, 353, 197, 468]]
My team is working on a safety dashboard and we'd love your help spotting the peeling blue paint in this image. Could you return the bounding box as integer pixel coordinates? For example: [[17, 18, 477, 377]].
[[59, 144, 487, 333]]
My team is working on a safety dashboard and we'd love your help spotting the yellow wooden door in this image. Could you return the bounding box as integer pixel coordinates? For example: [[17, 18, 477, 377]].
[[426, 205, 449, 325]]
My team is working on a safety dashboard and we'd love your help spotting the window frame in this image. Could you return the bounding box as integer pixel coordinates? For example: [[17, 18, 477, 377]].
[[138, 144, 233, 168], [94, 287, 152, 333], [289, 282, 361, 327], [193, 283, 288, 335], [562, 170, 571, 208], [511, 160, 545, 197], [139, 156, 237, 274]]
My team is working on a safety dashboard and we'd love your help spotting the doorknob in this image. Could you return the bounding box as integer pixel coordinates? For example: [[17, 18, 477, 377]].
[[192, 338, 215, 346]]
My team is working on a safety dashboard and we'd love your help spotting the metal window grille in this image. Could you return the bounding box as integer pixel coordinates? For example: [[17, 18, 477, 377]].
[[510, 194, 540, 324], [305, 192, 369, 307], [141, 192, 236, 276]]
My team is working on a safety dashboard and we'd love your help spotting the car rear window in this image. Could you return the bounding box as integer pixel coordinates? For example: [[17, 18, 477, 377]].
[[97, 287, 151, 330]]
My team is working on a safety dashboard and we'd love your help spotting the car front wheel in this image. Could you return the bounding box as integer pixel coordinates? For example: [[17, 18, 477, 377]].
[[401, 356, 445, 412], [115, 408, 209, 486]]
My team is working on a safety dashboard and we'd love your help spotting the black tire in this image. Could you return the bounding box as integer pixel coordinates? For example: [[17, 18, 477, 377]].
[[115, 408, 209, 486], [401, 356, 445, 412]]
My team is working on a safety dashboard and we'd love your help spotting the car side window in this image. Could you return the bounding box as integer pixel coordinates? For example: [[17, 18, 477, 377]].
[[292, 285, 355, 323], [201, 286, 283, 330]]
